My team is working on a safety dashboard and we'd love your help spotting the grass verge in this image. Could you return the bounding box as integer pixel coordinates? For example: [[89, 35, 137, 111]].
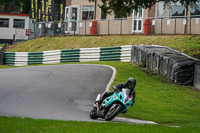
[[0, 61, 200, 132], [0, 116, 199, 133], [6, 35, 200, 59], [0, 65, 16, 69]]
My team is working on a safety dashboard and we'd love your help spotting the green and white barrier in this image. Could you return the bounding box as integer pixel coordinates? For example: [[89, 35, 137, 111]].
[[4, 45, 132, 66]]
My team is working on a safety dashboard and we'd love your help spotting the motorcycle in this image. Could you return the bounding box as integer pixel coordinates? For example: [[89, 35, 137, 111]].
[[89, 88, 133, 121]]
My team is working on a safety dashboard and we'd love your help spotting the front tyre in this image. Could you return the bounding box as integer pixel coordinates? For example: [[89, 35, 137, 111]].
[[105, 104, 122, 121], [89, 108, 98, 119]]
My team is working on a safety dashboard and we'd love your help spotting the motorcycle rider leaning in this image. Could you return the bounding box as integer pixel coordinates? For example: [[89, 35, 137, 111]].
[[96, 77, 136, 113]]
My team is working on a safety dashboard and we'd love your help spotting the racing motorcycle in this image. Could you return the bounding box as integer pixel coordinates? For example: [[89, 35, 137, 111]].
[[89, 88, 133, 121]]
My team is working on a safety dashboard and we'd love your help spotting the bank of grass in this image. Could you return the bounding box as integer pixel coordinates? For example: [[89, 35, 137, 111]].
[[0, 61, 200, 132], [6, 35, 200, 58], [0, 43, 3, 47]]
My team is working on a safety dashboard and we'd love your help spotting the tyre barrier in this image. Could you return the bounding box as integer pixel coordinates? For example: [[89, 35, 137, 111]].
[[4, 45, 132, 66], [194, 62, 200, 89], [131, 45, 198, 86]]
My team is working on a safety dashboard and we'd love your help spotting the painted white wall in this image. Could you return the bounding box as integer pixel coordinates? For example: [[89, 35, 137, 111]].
[[0, 15, 30, 40]]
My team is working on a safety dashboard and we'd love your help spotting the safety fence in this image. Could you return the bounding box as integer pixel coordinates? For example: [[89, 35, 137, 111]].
[[32, 16, 200, 38], [131, 45, 198, 87], [34, 22, 65, 37], [4, 45, 132, 66]]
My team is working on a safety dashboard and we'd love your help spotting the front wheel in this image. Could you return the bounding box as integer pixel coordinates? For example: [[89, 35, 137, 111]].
[[105, 104, 122, 121], [89, 108, 98, 119]]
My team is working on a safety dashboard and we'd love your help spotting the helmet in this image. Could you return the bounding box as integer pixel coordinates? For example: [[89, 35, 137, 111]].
[[127, 77, 136, 89]]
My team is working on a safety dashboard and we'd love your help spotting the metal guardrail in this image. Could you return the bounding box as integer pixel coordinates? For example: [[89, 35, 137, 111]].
[[4, 45, 132, 66], [32, 15, 200, 37]]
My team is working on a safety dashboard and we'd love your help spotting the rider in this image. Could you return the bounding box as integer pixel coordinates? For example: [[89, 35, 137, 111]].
[[96, 77, 136, 113]]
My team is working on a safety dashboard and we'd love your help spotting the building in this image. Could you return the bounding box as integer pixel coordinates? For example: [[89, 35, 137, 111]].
[[0, 13, 31, 44], [64, 0, 200, 35]]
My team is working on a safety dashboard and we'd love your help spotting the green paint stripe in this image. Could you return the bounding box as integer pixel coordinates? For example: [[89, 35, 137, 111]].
[[5, 59, 15, 62], [61, 49, 80, 62], [61, 54, 80, 57], [100, 47, 121, 50], [61, 57, 80, 60], [100, 58, 121, 61], [28, 61, 43, 65], [29, 53, 43, 56], [100, 46, 122, 61], [61, 51, 80, 56], [60, 59, 80, 63], [4, 53, 16, 56], [61, 49, 80, 52], [4, 53, 16, 65], [28, 52, 43, 64]]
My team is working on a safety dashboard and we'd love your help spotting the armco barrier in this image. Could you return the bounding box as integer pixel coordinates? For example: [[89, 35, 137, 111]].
[[61, 49, 80, 63], [4, 45, 132, 66]]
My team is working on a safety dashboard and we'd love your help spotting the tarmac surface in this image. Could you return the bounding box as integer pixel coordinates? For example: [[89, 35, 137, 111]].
[[0, 64, 156, 124]]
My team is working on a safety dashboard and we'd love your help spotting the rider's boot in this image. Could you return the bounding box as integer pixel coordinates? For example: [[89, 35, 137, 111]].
[[122, 109, 127, 114]]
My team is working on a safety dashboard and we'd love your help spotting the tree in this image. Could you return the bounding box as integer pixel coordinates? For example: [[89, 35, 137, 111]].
[[89, 0, 199, 34], [89, 0, 199, 15], [0, 0, 30, 14]]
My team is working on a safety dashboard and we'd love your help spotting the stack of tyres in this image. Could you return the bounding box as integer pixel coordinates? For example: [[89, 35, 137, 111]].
[[194, 62, 200, 89], [145, 47, 178, 74], [160, 54, 196, 85], [131, 45, 197, 86]]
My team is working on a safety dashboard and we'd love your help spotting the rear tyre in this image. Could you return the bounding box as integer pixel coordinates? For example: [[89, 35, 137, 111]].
[[89, 108, 98, 119], [105, 104, 122, 121]]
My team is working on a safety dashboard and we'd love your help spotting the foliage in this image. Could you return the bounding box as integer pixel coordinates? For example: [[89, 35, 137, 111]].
[[89, 0, 199, 16], [0, 0, 30, 14]]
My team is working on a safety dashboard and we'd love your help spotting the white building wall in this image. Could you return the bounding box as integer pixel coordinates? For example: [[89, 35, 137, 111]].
[[0, 14, 30, 40]]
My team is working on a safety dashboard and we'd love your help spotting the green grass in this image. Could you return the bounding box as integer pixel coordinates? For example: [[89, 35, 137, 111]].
[[6, 35, 200, 59], [1, 61, 200, 132], [0, 44, 3, 47], [0, 65, 16, 69], [0, 116, 199, 133]]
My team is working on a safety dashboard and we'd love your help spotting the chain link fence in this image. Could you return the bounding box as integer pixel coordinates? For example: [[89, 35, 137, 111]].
[[32, 16, 200, 37], [34, 21, 66, 37]]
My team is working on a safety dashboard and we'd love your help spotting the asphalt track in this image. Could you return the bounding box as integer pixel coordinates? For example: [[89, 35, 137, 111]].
[[0, 64, 156, 124]]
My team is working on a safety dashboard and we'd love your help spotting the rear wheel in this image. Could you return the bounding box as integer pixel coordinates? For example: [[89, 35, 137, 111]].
[[105, 104, 122, 121], [89, 108, 98, 119]]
